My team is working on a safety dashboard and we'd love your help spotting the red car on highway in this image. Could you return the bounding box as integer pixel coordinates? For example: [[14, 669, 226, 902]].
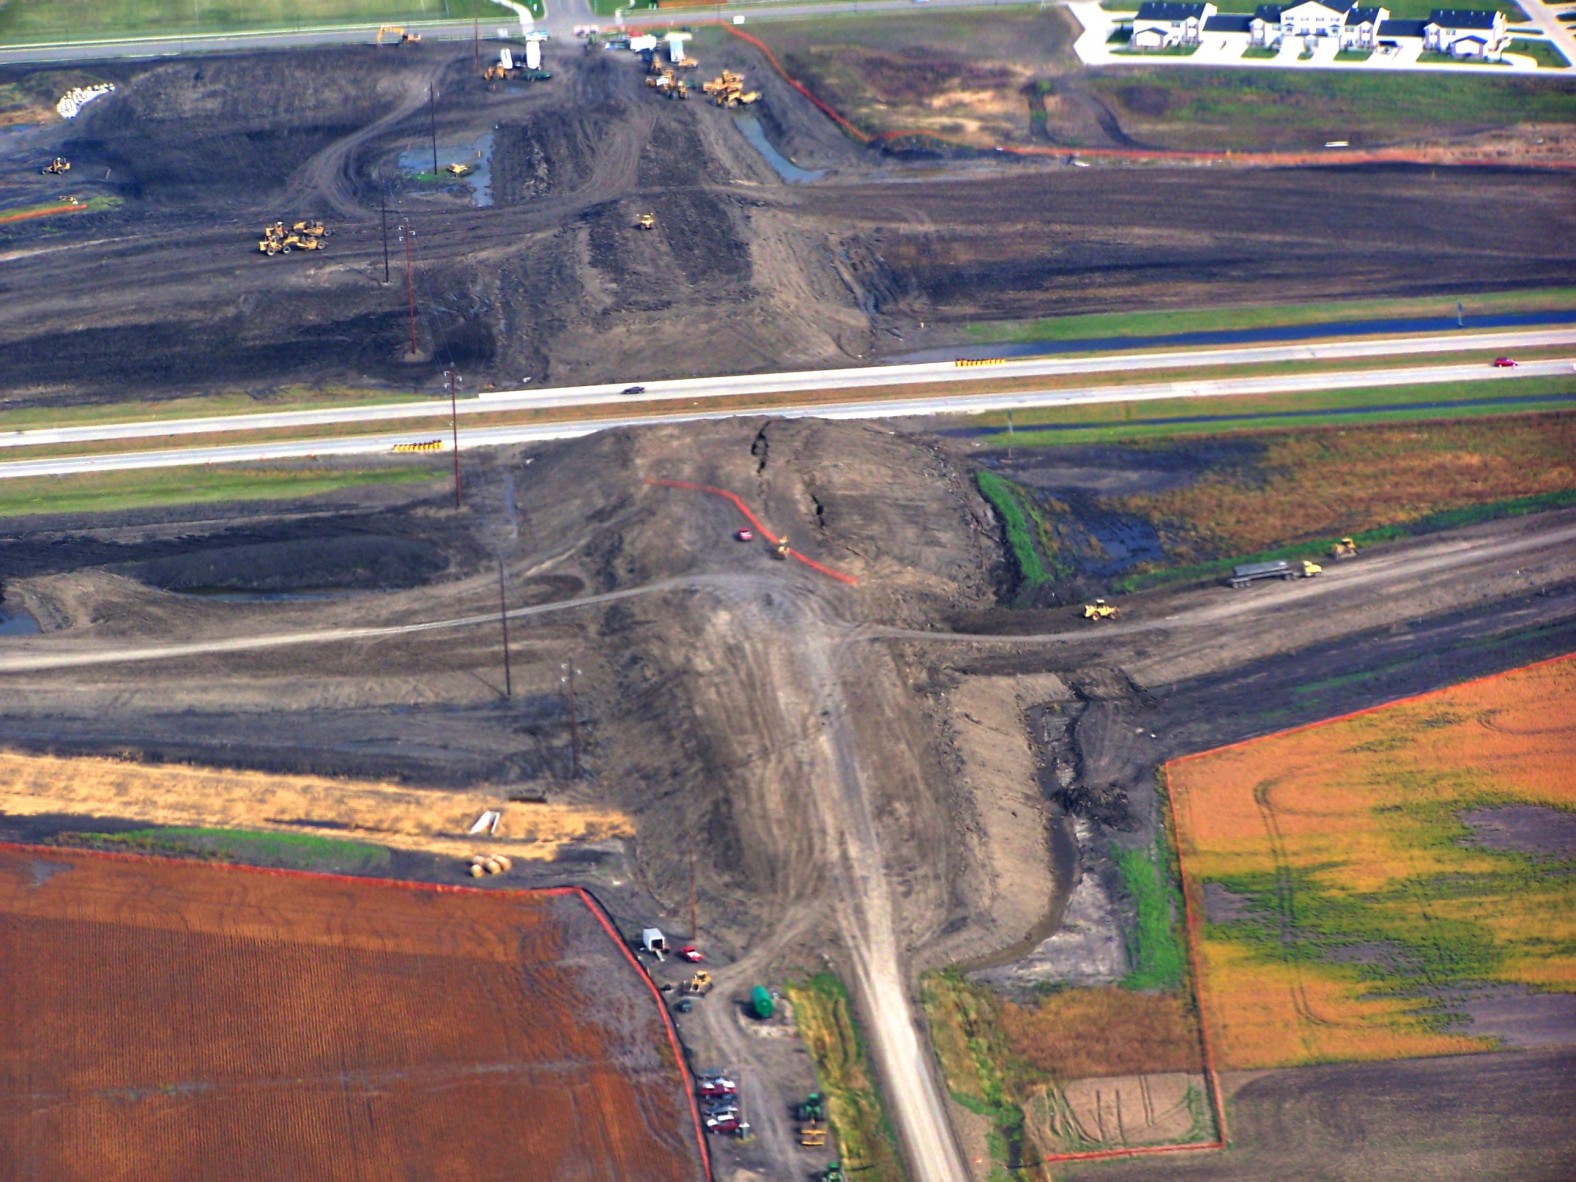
[[1492, 357, 1518, 367]]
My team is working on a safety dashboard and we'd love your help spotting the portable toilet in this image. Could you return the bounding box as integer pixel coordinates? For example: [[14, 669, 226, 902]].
[[666, 31, 691, 63], [499, 47, 514, 70]]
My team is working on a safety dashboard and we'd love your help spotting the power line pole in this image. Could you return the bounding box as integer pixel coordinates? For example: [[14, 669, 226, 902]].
[[561, 662, 581, 780], [446, 369, 462, 509], [498, 558, 512, 699], [379, 177, 390, 285], [688, 838, 699, 942], [428, 83, 438, 177], [473, 14, 480, 70], [401, 223, 417, 357]]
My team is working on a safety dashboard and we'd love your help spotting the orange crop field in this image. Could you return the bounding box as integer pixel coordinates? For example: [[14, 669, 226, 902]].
[[1168, 654, 1576, 1071], [0, 845, 707, 1182]]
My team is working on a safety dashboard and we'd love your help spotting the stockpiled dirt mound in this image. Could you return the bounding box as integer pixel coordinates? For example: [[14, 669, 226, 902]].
[[0, 845, 705, 1181]]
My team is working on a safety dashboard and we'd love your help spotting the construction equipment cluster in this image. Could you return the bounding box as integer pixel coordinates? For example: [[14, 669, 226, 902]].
[[257, 219, 329, 256]]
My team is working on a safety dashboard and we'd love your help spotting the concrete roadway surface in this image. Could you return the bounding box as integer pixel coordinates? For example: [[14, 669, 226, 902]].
[[1, 354, 1570, 480], [2, 328, 1570, 457]]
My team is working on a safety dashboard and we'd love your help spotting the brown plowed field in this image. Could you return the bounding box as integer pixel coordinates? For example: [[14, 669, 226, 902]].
[[0, 844, 705, 1182]]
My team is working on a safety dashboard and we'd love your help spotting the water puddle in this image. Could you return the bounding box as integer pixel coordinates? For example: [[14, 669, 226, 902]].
[[732, 114, 824, 184], [0, 607, 41, 636], [399, 130, 494, 207]]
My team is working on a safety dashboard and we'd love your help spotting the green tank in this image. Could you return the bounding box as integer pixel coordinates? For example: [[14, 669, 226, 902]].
[[750, 985, 774, 1019]]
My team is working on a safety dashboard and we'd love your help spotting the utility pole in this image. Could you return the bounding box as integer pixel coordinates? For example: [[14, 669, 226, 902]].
[[473, 14, 480, 70], [688, 838, 699, 942], [429, 84, 439, 178], [561, 662, 581, 780], [379, 177, 390, 285], [498, 558, 512, 699], [446, 369, 462, 509], [401, 223, 417, 357]]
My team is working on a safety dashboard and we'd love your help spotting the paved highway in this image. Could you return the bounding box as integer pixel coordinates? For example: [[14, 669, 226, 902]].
[[3, 329, 1569, 454], [2, 356, 1569, 479]]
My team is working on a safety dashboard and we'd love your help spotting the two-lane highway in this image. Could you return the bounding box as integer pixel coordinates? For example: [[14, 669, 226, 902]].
[[2, 328, 1571, 463], [1, 351, 1570, 479]]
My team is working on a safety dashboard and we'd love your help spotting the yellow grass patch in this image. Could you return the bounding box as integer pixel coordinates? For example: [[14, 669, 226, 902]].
[[0, 750, 630, 861]]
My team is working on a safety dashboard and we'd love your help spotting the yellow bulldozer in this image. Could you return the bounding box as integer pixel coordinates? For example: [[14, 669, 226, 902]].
[[1081, 599, 1120, 621], [376, 24, 421, 46], [686, 970, 714, 996], [1330, 536, 1358, 560], [291, 219, 328, 238], [444, 162, 474, 177], [635, 212, 656, 231], [40, 157, 70, 176], [771, 536, 791, 560]]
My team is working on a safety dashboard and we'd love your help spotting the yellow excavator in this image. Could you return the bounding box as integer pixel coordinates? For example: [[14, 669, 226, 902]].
[[40, 157, 70, 176], [772, 536, 791, 560], [635, 212, 656, 230], [376, 24, 421, 46], [1081, 599, 1120, 621]]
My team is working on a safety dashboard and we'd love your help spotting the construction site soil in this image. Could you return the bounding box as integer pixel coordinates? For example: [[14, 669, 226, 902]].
[[0, 844, 706, 1182], [4, 412, 1576, 1179], [0, 42, 1573, 409]]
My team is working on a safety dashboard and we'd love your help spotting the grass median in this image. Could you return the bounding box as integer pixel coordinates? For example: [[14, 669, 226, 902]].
[[0, 461, 443, 518], [964, 288, 1576, 346], [0, 0, 503, 45]]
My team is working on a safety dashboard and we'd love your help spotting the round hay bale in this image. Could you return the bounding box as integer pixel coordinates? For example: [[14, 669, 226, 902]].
[[469, 863, 486, 878], [495, 855, 513, 872]]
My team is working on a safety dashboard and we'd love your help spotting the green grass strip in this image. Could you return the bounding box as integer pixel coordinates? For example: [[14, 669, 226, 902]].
[[1115, 825, 1187, 992], [975, 470, 1049, 587], [0, 464, 442, 519], [963, 287, 1576, 345], [785, 972, 908, 1182], [56, 826, 391, 870]]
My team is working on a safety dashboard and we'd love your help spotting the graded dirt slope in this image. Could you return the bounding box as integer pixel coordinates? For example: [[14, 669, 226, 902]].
[[0, 845, 705, 1182]]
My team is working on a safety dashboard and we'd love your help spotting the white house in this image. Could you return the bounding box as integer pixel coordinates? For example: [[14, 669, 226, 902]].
[[1424, 8, 1508, 55], [1132, 1, 1218, 48], [1245, 1, 1502, 52], [1341, 5, 1390, 48], [1278, 0, 1352, 39]]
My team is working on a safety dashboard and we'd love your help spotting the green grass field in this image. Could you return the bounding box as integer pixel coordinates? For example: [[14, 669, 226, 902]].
[[0, 0, 504, 44], [1088, 68, 1576, 150], [0, 463, 443, 518], [963, 288, 1576, 345]]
